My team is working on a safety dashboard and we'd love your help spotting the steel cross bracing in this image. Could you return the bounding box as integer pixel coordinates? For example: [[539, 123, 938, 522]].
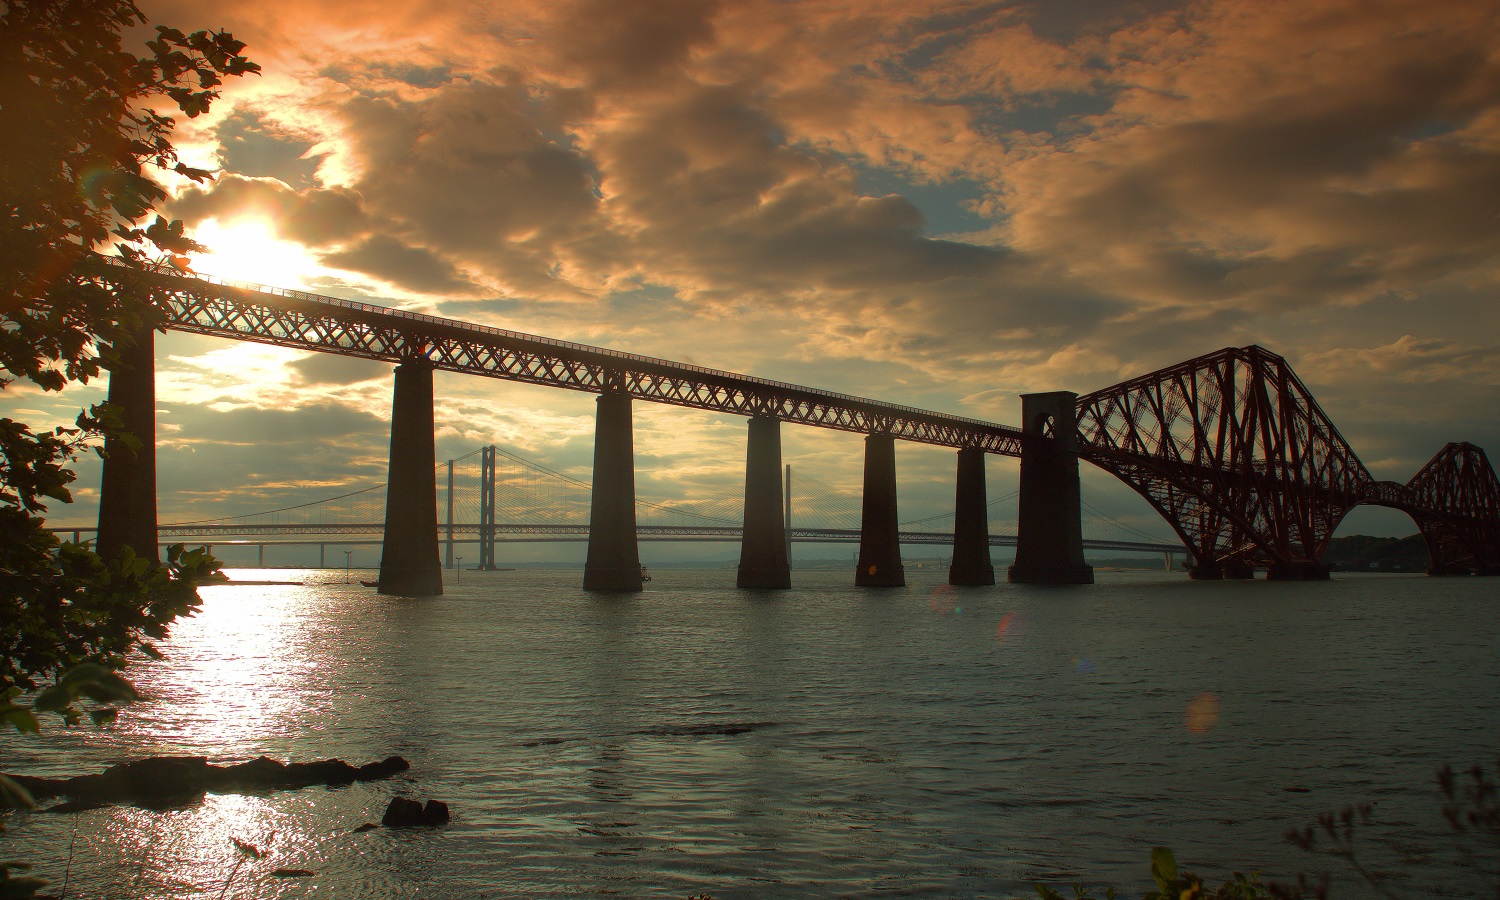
[[1392, 443, 1500, 573], [88, 258, 1023, 454], [1075, 345, 1377, 570], [1074, 345, 1500, 573]]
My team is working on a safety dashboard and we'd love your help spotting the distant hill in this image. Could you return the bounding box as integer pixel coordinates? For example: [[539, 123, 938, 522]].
[[1086, 535, 1432, 573], [1323, 533, 1429, 573]]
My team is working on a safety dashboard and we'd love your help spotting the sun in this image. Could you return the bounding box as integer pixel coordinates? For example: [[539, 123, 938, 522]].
[[187, 217, 326, 289]]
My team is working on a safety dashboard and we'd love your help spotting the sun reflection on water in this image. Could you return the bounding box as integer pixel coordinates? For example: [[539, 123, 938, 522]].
[[120, 575, 327, 759], [85, 793, 331, 899]]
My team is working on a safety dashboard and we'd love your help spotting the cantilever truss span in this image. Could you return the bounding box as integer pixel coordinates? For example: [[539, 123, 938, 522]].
[[90, 259, 1023, 455], [1073, 344, 1500, 575]]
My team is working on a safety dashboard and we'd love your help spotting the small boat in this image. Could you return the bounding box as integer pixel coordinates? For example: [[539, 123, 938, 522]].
[[360, 579, 380, 587], [640, 566, 652, 583]]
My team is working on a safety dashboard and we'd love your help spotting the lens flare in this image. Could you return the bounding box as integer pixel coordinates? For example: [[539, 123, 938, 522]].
[[1186, 692, 1221, 733]]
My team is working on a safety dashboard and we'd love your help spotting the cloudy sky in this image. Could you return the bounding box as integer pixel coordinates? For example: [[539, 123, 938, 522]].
[[19, 0, 1500, 555]]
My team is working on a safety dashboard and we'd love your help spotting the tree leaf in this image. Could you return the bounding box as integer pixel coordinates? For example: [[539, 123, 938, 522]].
[[0, 775, 36, 811], [1150, 846, 1177, 889]]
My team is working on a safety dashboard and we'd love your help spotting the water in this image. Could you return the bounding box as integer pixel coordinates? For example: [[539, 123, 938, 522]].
[[2, 568, 1497, 898]]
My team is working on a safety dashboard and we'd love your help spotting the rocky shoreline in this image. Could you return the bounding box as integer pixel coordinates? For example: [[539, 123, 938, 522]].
[[5, 754, 411, 812]]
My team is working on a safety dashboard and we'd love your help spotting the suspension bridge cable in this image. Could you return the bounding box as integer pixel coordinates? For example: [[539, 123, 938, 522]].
[[1078, 497, 1174, 543], [164, 447, 484, 525], [897, 490, 1021, 527]]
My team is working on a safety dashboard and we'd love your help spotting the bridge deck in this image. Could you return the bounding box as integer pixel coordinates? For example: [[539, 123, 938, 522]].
[[95, 257, 1025, 454]]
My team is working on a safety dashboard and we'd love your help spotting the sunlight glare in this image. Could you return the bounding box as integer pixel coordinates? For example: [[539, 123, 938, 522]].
[[189, 217, 325, 289]]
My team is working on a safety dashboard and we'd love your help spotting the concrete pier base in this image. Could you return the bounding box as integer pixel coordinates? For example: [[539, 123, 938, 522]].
[[1266, 562, 1331, 581], [584, 390, 643, 592], [948, 446, 995, 585], [855, 433, 904, 587], [737, 416, 791, 589], [1189, 560, 1256, 580], [97, 327, 158, 563], [1221, 560, 1255, 580], [1008, 392, 1093, 585], [378, 362, 443, 596]]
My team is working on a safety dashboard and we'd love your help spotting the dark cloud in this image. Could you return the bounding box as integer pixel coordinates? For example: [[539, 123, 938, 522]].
[[1008, 0, 1500, 313], [549, 0, 723, 91], [214, 109, 323, 187], [322, 234, 480, 295], [289, 354, 392, 386], [336, 83, 608, 294], [598, 84, 1015, 300]]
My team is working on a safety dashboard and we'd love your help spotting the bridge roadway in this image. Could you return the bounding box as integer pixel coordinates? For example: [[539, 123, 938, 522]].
[[97, 257, 1025, 455]]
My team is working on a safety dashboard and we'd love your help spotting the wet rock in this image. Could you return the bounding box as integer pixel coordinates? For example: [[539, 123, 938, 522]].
[[352, 822, 379, 833], [4, 754, 412, 809], [422, 799, 450, 825], [381, 796, 450, 827], [358, 756, 411, 781], [382, 797, 427, 827]]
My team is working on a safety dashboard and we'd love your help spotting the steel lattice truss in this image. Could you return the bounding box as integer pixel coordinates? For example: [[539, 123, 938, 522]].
[[1397, 443, 1500, 573], [1074, 345, 1375, 571], [88, 260, 1022, 454]]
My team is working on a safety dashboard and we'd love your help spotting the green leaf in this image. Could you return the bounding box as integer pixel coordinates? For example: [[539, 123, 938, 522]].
[[31, 685, 71, 714], [1150, 846, 1177, 889], [0, 776, 36, 811], [0, 873, 51, 897], [0, 705, 39, 736]]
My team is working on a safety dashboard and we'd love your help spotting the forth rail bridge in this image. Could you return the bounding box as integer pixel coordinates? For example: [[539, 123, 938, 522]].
[[78, 256, 1499, 595]]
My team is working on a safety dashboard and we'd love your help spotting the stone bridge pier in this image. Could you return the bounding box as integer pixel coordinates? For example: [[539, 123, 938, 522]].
[[97, 327, 159, 563], [1008, 392, 1093, 585], [738, 416, 791, 589], [583, 387, 643, 592], [377, 360, 444, 596]]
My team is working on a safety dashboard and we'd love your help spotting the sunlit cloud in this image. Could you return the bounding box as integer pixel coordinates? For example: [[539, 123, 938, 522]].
[[42, 0, 1488, 538]]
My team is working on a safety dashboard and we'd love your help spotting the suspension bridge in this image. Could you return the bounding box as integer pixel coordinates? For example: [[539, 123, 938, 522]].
[[56, 444, 1185, 569]]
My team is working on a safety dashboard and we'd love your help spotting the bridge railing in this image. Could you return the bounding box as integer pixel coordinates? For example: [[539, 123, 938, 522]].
[[94, 255, 1016, 437]]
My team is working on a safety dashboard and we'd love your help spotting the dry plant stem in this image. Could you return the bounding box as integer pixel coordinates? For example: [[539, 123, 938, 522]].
[[59, 812, 77, 899], [217, 856, 246, 900]]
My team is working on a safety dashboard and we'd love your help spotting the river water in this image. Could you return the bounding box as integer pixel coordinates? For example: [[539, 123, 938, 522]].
[[2, 568, 1497, 898]]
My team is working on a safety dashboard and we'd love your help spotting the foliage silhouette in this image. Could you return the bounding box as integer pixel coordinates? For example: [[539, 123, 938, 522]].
[[1, 1, 256, 893]]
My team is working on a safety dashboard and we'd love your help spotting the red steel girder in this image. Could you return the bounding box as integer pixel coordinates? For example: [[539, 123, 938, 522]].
[[83, 258, 1023, 455], [1075, 345, 1372, 571], [1400, 443, 1500, 573]]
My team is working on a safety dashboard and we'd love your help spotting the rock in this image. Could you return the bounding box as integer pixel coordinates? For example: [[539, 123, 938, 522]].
[[270, 868, 315, 878], [64, 757, 212, 808], [352, 822, 379, 833], [359, 756, 410, 780], [381, 796, 450, 827], [3, 754, 412, 809], [422, 799, 450, 825], [382, 797, 427, 827], [284, 759, 358, 787]]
